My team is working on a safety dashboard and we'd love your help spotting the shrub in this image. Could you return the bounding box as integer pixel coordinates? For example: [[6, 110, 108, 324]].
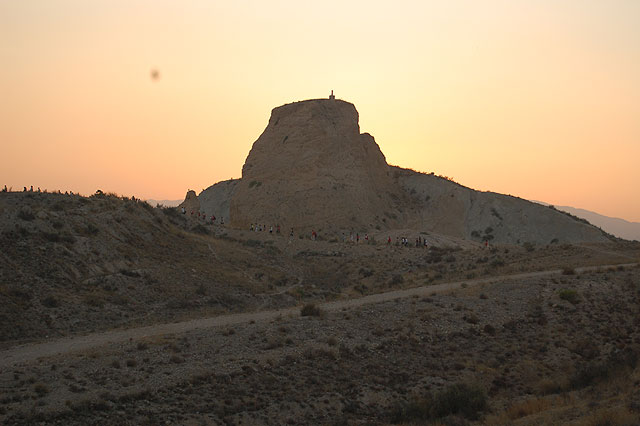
[[42, 295, 59, 308], [192, 224, 209, 235], [464, 314, 479, 324], [170, 355, 184, 364], [86, 223, 99, 235], [505, 397, 551, 420], [536, 378, 564, 395], [390, 274, 404, 285], [120, 269, 140, 278], [359, 268, 373, 278], [126, 359, 137, 367], [18, 209, 35, 221], [84, 294, 104, 308], [243, 239, 263, 247], [490, 259, 505, 268], [561, 267, 575, 275], [390, 383, 488, 423], [301, 303, 321, 317], [39, 230, 66, 243], [570, 349, 638, 390], [523, 242, 535, 252], [558, 289, 580, 304], [431, 383, 487, 420], [161, 207, 180, 218], [34, 383, 49, 397]]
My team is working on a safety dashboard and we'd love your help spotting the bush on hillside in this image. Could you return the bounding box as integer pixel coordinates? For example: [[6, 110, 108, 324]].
[[301, 303, 321, 317], [390, 383, 488, 423]]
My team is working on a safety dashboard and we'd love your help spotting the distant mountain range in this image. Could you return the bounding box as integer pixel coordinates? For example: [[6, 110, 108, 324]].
[[533, 201, 640, 242]]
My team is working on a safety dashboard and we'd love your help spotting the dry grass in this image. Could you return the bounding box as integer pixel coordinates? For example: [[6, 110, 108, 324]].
[[504, 397, 552, 420], [578, 407, 638, 426]]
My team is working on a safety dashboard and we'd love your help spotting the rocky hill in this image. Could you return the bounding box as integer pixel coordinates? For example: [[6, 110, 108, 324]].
[[183, 97, 610, 245], [394, 168, 609, 245]]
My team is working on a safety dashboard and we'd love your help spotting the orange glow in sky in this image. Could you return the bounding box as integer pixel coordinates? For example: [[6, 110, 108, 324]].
[[1, 1, 639, 221]]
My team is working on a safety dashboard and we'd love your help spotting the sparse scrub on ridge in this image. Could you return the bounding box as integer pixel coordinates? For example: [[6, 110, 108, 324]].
[[161, 206, 181, 218]]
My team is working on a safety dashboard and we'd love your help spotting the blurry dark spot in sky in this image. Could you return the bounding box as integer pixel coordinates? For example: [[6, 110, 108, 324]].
[[150, 69, 160, 81]]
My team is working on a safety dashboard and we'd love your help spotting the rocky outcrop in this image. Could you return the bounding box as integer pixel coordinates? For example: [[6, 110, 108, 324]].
[[228, 99, 410, 232], [178, 190, 200, 214], [196, 179, 239, 223]]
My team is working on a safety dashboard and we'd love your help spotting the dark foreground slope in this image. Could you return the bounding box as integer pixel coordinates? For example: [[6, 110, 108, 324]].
[[2, 265, 639, 425]]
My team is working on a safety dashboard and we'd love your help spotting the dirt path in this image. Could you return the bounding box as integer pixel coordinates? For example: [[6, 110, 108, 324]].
[[1, 263, 635, 369]]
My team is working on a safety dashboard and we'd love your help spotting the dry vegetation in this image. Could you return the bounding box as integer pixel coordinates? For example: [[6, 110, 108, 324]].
[[0, 192, 639, 425]]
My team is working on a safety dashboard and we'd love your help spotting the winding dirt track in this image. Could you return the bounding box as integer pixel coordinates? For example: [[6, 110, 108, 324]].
[[1, 263, 636, 369]]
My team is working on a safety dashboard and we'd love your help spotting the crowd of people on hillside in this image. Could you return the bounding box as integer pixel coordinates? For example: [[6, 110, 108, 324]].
[[183, 207, 224, 225], [2, 185, 78, 196]]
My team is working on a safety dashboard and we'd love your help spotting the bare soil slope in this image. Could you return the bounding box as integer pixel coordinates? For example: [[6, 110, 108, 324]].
[[395, 167, 610, 244]]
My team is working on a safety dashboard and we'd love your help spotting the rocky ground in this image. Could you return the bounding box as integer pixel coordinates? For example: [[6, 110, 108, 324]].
[[1, 192, 639, 425], [1, 265, 639, 425]]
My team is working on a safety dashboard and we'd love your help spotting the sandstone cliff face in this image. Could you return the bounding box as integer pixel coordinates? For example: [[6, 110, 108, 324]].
[[229, 99, 408, 232]]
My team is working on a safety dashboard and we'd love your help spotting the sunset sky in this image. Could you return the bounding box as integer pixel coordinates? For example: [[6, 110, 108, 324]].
[[1, 1, 639, 221]]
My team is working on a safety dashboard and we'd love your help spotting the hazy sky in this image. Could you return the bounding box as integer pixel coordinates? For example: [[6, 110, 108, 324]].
[[1, 1, 639, 221]]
